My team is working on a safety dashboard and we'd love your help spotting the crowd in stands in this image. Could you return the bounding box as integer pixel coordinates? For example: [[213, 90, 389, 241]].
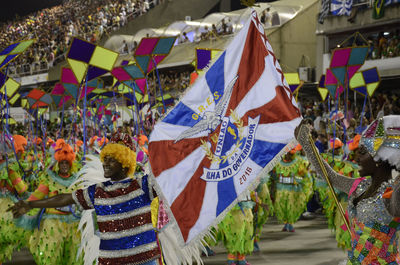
[[146, 70, 191, 92], [0, 0, 159, 76], [367, 31, 400, 60], [298, 91, 400, 153], [176, 18, 235, 44]]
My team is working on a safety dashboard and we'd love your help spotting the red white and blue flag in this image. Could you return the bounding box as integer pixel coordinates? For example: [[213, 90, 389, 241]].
[[149, 10, 301, 246]]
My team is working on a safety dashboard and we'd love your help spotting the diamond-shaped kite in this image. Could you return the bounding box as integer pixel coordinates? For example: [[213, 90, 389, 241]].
[[51, 83, 73, 108], [0, 39, 34, 70], [317, 74, 329, 101], [67, 38, 119, 83], [0, 71, 20, 98], [283, 73, 302, 93], [111, 63, 146, 93], [26, 89, 53, 108], [329, 46, 369, 87], [325, 68, 344, 99], [62, 67, 103, 101], [195, 48, 221, 71], [8, 93, 20, 106], [134, 37, 176, 74], [349, 67, 380, 97]]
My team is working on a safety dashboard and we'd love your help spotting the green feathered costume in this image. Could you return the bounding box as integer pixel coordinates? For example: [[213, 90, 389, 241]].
[[252, 175, 274, 242], [317, 154, 343, 230], [272, 154, 313, 225], [333, 160, 359, 251], [0, 157, 35, 263], [217, 201, 255, 255], [319, 154, 359, 251], [27, 165, 83, 265]]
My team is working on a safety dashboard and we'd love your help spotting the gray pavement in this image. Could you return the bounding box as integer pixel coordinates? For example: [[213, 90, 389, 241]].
[[5, 215, 347, 265], [202, 215, 347, 265]]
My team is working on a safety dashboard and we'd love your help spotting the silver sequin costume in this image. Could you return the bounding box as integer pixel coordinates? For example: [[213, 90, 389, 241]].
[[297, 125, 400, 264]]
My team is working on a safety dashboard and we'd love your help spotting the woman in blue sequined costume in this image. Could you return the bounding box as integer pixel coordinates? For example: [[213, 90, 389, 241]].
[[9, 134, 162, 265], [296, 115, 400, 264]]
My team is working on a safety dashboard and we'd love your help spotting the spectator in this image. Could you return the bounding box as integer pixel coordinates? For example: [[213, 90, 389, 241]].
[[260, 8, 272, 27], [121, 40, 129, 54], [200, 26, 209, 41], [0, 0, 161, 76], [179, 32, 189, 44]]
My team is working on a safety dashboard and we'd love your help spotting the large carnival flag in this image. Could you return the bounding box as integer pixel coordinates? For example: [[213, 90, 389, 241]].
[[148, 10, 301, 256]]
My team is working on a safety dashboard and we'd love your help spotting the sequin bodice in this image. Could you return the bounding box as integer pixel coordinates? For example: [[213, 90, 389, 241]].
[[346, 178, 400, 264], [348, 178, 394, 225]]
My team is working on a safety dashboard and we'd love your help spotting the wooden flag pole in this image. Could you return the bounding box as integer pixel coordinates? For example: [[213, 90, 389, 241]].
[[306, 132, 351, 232]]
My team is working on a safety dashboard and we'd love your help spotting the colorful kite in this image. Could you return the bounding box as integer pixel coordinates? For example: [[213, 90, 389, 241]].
[[67, 38, 119, 83], [283, 73, 302, 93], [325, 68, 343, 99], [349, 67, 380, 97], [195, 48, 221, 71], [0, 71, 20, 98], [317, 74, 329, 101], [134, 37, 176, 74], [0, 39, 34, 70], [26, 89, 53, 108], [111, 63, 145, 92], [329, 46, 369, 87], [64, 67, 102, 100], [51, 83, 73, 108]]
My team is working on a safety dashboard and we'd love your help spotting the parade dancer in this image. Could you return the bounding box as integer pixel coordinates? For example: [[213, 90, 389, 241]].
[[271, 145, 313, 232], [296, 115, 400, 264], [318, 138, 345, 231], [0, 135, 33, 263], [333, 135, 361, 252], [26, 139, 83, 265], [9, 133, 162, 265], [218, 200, 255, 265]]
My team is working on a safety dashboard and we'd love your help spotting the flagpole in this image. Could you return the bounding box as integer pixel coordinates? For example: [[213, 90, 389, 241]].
[[306, 132, 351, 232]]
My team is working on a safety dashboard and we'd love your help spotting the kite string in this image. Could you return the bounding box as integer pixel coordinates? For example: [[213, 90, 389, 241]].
[[130, 81, 140, 136], [4, 65, 28, 180], [57, 100, 65, 139], [68, 78, 84, 144], [82, 75, 88, 160], [359, 93, 367, 131], [152, 57, 166, 113], [332, 97, 339, 160]]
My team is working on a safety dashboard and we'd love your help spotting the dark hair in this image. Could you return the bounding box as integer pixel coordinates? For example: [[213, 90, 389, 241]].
[[303, 118, 313, 126], [377, 159, 397, 171], [311, 129, 318, 139]]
